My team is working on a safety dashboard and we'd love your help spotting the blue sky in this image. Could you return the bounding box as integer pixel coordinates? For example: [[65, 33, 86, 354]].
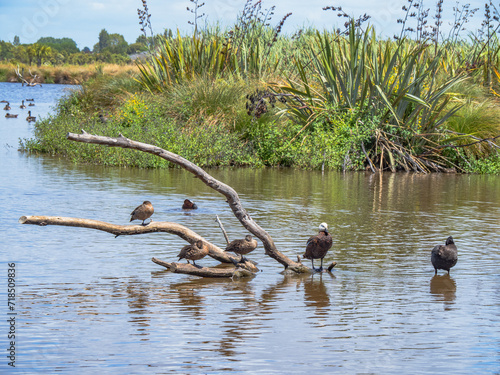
[[0, 0, 488, 49]]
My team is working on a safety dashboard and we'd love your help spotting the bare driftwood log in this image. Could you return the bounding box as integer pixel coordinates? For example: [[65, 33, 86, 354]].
[[18, 215, 258, 273], [66, 131, 309, 273], [15, 65, 42, 87], [152, 257, 255, 278]]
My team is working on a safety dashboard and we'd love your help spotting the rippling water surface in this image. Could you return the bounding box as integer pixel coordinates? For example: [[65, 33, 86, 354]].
[[1, 82, 499, 373]]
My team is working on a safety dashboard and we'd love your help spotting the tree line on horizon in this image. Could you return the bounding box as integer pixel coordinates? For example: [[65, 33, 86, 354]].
[[0, 28, 172, 66]]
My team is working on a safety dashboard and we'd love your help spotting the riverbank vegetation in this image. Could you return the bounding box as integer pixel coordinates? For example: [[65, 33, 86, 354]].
[[21, 0, 500, 173]]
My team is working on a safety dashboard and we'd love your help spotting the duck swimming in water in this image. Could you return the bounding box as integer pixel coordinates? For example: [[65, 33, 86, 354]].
[[177, 240, 209, 267], [130, 201, 154, 225], [431, 236, 458, 275], [20, 100, 26, 109], [26, 111, 36, 122], [5, 113, 18, 118], [3, 102, 10, 110], [225, 234, 258, 262], [182, 199, 198, 209], [303, 222, 333, 272]]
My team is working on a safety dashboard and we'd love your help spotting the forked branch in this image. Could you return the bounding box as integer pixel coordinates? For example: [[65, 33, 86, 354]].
[[66, 131, 309, 273]]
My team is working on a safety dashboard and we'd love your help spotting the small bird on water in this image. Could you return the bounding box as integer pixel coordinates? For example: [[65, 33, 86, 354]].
[[303, 222, 333, 272], [225, 234, 258, 263], [130, 201, 154, 225], [431, 236, 458, 275], [182, 199, 198, 209], [177, 240, 209, 267]]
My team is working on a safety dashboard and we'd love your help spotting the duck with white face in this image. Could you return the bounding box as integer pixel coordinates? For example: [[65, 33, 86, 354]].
[[303, 223, 333, 272]]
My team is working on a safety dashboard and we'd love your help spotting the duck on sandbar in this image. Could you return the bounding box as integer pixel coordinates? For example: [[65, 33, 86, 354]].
[[182, 199, 198, 209], [431, 236, 458, 275], [177, 240, 209, 267], [225, 234, 258, 263], [130, 200, 154, 225], [303, 222, 333, 272]]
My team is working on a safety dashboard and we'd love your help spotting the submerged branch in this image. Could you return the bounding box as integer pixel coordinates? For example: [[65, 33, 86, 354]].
[[152, 257, 255, 278]]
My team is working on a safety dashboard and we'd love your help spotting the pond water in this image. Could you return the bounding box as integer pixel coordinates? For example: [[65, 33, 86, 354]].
[[1, 81, 499, 374]]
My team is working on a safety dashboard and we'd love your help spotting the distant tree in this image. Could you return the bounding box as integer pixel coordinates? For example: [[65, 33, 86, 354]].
[[26, 45, 36, 65], [37, 37, 79, 54], [136, 35, 148, 45], [13, 36, 20, 46], [96, 29, 110, 53], [32, 43, 52, 66], [127, 42, 147, 55], [106, 33, 128, 55], [0, 41, 15, 60], [82, 46, 91, 53], [163, 28, 173, 38]]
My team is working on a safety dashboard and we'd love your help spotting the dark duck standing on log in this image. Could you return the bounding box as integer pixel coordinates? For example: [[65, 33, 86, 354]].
[[431, 236, 458, 275], [178, 240, 209, 267], [303, 222, 333, 272], [225, 235, 258, 263], [130, 201, 154, 225], [182, 199, 198, 209]]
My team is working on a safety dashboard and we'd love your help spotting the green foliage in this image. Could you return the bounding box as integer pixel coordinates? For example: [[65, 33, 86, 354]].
[[37, 37, 79, 54]]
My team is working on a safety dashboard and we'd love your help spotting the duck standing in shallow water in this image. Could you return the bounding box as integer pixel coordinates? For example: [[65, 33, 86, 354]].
[[130, 201, 154, 225], [225, 234, 258, 262], [431, 236, 458, 275], [178, 240, 209, 267], [182, 199, 198, 209], [303, 223, 333, 272]]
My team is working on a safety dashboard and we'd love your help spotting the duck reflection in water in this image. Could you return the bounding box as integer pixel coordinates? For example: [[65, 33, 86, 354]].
[[430, 274, 457, 308], [303, 273, 332, 312]]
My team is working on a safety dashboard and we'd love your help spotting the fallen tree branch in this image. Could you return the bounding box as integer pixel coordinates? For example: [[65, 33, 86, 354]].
[[18, 215, 258, 272], [66, 131, 309, 273], [152, 257, 255, 278]]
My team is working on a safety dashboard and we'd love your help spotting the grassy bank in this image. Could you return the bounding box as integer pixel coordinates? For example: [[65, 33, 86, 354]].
[[20, 20, 500, 174], [0, 63, 138, 85]]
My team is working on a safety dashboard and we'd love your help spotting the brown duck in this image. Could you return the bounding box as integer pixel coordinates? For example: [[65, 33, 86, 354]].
[[26, 111, 36, 122], [431, 236, 458, 275], [5, 113, 18, 118], [182, 199, 198, 209], [177, 240, 209, 267], [225, 234, 258, 262], [303, 222, 333, 271], [130, 201, 154, 225]]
